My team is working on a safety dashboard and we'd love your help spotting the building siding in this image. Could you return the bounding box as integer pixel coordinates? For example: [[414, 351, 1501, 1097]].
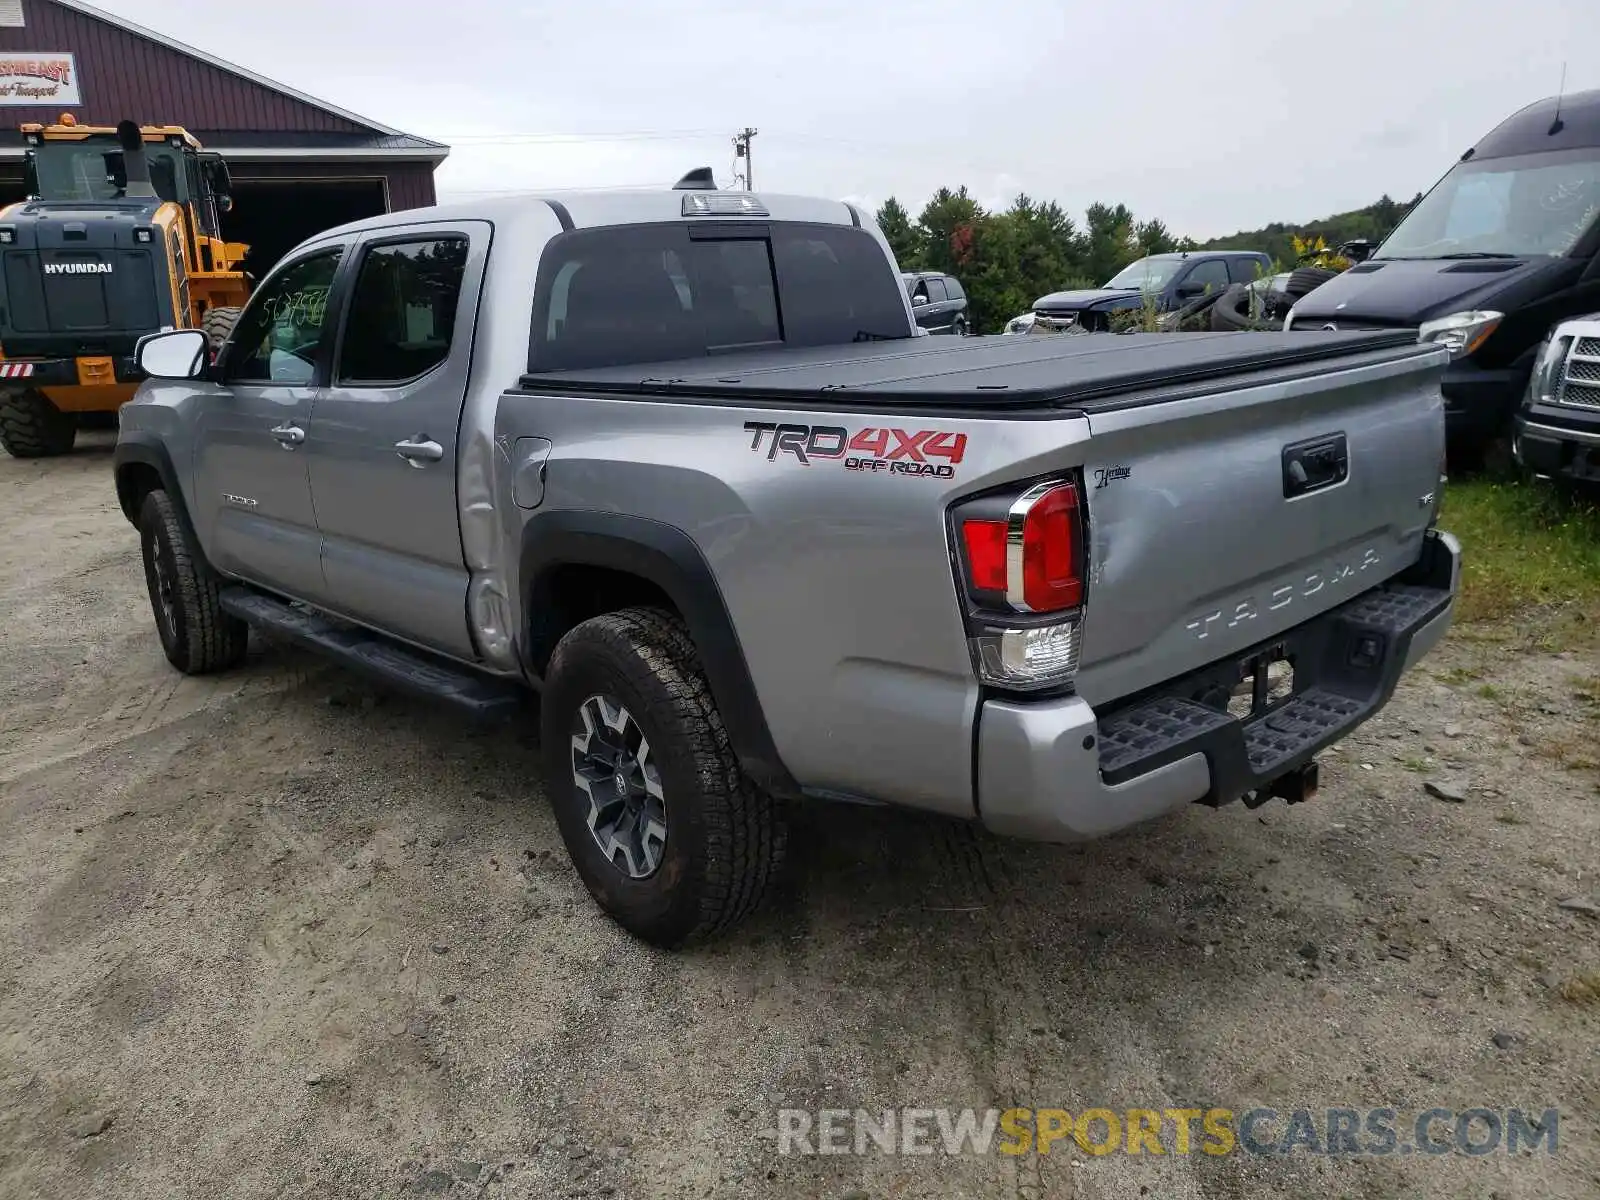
[[0, 0, 367, 132]]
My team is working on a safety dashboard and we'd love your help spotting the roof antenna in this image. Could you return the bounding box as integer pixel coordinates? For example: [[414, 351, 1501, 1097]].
[[1549, 61, 1567, 136]]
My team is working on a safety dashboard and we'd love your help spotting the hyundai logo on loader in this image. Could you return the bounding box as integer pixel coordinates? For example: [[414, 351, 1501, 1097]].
[[43, 262, 113, 275]]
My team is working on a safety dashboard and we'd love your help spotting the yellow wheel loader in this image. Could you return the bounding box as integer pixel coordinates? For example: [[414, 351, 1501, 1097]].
[[0, 115, 251, 457]]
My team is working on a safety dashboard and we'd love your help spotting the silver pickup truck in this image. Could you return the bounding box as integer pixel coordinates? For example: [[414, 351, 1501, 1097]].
[[113, 179, 1460, 947]]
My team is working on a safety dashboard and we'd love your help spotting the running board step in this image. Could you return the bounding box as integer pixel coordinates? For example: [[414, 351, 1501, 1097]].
[[219, 587, 524, 720]]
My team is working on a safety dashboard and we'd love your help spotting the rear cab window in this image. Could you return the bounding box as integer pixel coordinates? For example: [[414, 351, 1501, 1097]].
[[528, 221, 908, 372]]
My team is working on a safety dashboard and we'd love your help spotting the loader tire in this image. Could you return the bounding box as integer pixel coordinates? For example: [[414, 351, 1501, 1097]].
[[202, 306, 243, 350], [0, 389, 76, 458]]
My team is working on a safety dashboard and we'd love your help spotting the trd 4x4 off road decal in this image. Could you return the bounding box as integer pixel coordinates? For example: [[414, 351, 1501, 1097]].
[[743, 422, 967, 479]]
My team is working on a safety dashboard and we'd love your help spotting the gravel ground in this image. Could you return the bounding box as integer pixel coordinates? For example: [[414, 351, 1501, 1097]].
[[0, 436, 1597, 1200]]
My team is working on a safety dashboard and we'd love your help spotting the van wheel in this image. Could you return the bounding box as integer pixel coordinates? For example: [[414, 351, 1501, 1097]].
[[138, 489, 249, 674], [0, 389, 76, 458], [202, 306, 243, 350], [540, 607, 786, 947], [952, 316, 968, 337]]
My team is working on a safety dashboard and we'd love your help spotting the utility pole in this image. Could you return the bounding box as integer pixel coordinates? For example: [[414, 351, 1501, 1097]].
[[733, 127, 757, 190]]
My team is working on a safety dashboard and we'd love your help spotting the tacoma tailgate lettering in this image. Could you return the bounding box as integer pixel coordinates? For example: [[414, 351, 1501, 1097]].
[[1186, 548, 1382, 640]]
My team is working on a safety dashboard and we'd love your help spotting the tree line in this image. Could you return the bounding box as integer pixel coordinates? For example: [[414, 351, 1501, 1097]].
[[877, 190, 1419, 334]]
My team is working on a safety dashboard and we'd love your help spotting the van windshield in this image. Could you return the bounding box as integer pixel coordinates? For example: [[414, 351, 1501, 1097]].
[[1376, 147, 1600, 260]]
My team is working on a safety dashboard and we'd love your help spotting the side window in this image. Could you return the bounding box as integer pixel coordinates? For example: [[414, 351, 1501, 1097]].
[[944, 276, 966, 300], [1226, 257, 1262, 284], [336, 237, 470, 385], [1183, 259, 1231, 293], [924, 278, 948, 302], [224, 249, 343, 385]]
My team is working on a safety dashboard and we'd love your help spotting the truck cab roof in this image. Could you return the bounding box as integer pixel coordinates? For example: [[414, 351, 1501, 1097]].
[[307, 189, 867, 243]]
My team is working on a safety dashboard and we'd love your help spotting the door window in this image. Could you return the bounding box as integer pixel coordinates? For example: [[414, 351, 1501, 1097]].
[[924, 278, 948, 302], [335, 237, 470, 385], [1182, 260, 1231, 294], [224, 249, 344, 385], [1226, 257, 1262, 284]]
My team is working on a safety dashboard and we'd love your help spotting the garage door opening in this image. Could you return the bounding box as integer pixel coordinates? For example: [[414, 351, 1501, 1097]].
[[221, 178, 388, 278]]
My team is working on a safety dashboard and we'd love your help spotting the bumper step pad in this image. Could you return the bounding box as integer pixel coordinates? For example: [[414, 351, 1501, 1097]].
[[1095, 578, 1452, 803]]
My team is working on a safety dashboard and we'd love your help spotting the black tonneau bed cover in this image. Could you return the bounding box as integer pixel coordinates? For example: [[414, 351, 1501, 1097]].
[[516, 329, 1429, 414]]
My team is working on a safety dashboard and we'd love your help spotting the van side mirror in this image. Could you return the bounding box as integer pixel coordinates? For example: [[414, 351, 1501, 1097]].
[[136, 329, 209, 380]]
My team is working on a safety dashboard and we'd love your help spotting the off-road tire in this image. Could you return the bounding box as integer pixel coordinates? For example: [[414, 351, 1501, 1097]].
[[1285, 266, 1339, 298], [202, 306, 243, 350], [138, 489, 249, 674], [540, 607, 786, 947], [0, 389, 76, 458]]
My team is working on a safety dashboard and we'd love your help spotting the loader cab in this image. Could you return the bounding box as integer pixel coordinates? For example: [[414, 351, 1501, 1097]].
[[20, 118, 233, 236]]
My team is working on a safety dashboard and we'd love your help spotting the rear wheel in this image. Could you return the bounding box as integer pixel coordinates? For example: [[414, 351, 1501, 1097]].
[[202, 306, 243, 350], [540, 607, 786, 947], [0, 389, 76, 458], [138, 489, 249, 674]]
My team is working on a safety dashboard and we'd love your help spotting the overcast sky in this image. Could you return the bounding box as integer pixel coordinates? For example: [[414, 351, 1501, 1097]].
[[100, 0, 1596, 240]]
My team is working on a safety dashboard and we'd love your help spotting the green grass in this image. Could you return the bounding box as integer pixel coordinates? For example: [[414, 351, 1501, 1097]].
[[1440, 477, 1600, 624]]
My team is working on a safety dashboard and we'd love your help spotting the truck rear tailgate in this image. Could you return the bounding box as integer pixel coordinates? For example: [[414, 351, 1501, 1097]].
[[1072, 341, 1448, 707]]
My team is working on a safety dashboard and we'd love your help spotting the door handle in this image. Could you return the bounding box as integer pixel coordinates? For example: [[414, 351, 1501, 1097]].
[[395, 436, 444, 467], [271, 422, 306, 449]]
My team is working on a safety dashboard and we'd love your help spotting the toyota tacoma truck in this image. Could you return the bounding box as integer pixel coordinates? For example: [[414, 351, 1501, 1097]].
[[112, 175, 1461, 948]]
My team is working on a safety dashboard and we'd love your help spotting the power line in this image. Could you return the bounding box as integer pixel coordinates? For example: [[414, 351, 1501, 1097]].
[[428, 129, 726, 146]]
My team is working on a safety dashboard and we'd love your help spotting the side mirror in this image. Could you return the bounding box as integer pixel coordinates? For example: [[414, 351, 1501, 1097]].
[[136, 329, 209, 380], [214, 193, 233, 214], [912, 292, 929, 306], [1176, 282, 1206, 300], [1339, 239, 1372, 263]]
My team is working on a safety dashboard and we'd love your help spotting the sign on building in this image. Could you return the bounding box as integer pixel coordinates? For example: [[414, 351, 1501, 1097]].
[[0, 52, 80, 106]]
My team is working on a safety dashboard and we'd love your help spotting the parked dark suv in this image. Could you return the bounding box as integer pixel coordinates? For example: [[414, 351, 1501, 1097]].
[[902, 271, 969, 335], [1032, 251, 1272, 332]]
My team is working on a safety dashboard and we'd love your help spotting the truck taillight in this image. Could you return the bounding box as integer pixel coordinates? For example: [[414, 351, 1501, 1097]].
[[951, 478, 1086, 692]]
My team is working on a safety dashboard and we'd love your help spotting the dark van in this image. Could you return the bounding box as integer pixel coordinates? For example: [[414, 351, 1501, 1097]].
[[1286, 89, 1600, 462]]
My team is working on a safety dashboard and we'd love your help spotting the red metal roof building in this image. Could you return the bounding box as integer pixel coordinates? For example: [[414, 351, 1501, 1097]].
[[0, 0, 448, 272]]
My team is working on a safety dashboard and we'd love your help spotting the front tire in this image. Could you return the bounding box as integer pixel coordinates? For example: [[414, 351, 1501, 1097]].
[[138, 490, 249, 674], [540, 608, 786, 947], [951, 316, 968, 337], [0, 389, 76, 458]]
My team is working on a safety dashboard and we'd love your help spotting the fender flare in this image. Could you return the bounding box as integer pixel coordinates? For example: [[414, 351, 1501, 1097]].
[[113, 433, 183, 525], [112, 434, 212, 571], [519, 510, 798, 797]]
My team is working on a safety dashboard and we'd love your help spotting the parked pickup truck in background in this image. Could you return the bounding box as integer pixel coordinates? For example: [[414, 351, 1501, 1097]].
[[1031, 250, 1273, 332], [113, 177, 1460, 948], [1514, 312, 1600, 481]]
